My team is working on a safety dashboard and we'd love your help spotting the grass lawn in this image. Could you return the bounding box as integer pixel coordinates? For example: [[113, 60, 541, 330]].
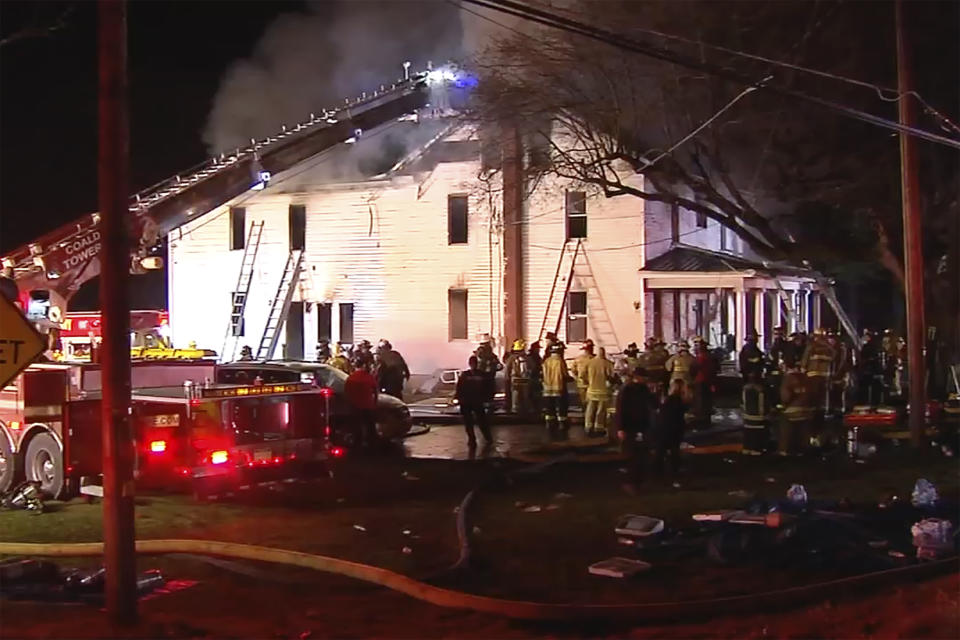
[[1, 447, 957, 638]]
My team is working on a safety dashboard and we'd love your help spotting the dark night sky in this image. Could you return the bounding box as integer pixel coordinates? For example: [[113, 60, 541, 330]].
[[1, 1, 305, 308]]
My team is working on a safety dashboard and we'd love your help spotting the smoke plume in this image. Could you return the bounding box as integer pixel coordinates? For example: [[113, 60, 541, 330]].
[[204, 0, 464, 155]]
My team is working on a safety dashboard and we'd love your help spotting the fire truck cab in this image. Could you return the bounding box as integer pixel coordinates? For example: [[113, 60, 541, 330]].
[[0, 361, 333, 499]]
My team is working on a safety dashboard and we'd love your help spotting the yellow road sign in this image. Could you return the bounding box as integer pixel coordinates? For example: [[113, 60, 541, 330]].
[[0, 296, 46, 389]]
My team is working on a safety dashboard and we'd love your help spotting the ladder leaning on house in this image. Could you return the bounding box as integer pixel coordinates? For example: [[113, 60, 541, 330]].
[[256, 250, 304, 361], [220, 221, 264, 362], [538, 239, 580, 342], [815, 277, 861, 348]]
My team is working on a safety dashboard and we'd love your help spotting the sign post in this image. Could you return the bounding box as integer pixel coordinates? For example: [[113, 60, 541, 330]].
[[0, 296, 45, 389]]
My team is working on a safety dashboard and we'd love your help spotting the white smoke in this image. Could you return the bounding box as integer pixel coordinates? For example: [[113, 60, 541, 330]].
[[204, 0, 464, 155]]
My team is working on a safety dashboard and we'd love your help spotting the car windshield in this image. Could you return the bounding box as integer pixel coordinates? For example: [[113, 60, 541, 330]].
[[312, 365, 347, 393]]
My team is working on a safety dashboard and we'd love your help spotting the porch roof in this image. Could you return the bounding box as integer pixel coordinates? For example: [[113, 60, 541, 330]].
[[640, 245, 813, 279]]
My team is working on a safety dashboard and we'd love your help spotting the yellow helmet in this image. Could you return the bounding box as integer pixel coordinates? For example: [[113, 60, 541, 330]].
[[512, 339, 526, 351], [333, 343, 342, 356]]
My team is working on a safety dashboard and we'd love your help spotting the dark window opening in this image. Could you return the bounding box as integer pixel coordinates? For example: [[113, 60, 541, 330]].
[[479, 127, 500, 171], [230, 207, 246, 251], [720, 225, 729, 251], [289, 204, 306, 251], [653, 290, 663, 339], [567, 291, 587, 343], [285, 301, 304, 360], [448, 289, 468, 340], [672, 290, 681, 337], [696, 209, 708, 229], [448, 194, 468, 245], [527, 127, 552, 169], [339, 303, 354, 345], [670, 203, 680, 243], [565, 191, 587, 239], [317, 303, 332, 343]]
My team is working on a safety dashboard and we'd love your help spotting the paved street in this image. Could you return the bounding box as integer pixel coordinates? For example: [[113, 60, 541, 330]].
[[401, 408, 744, 460]]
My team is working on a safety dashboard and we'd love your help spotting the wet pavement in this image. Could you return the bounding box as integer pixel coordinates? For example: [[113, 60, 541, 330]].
[[401, 408, 744, 461]]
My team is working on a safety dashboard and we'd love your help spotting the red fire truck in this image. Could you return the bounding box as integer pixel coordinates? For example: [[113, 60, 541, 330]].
[[0, 361, 336, 499], [58, 309, 171, 360]]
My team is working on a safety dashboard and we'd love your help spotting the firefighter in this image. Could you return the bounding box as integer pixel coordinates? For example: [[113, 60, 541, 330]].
[[881, 329, 898, 361], [583, 346, 615, 437], [376, 339, 410, 400], [692, 339, 716, 430], [316, 339, 332, 363], [801, 328, 834, 414], [352, 339, 375, 373], [542, 341, 570, 438], [454, 355, 494, 450], [621, 342, 641, 377], [328, 343, 353, 374], [238, 345, 254, 362], [665, 341, 695, 395], [504, 339, 530, 416], [571, 339, 595, 409], [856, 330, 881, 405], [829, 330, 853, 417], [474, 335, 503, 407], [767, 325, 788, 394], [779, 361, 814, 455], [738, 329, 765, 381], [895, 336, 908, 398], [741, 365, 771, 455], [645, 337, 670, 398], [527, 341, 544, 416]]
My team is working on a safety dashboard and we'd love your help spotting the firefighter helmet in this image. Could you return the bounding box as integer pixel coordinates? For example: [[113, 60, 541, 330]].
[[512, 338, 526, 351]]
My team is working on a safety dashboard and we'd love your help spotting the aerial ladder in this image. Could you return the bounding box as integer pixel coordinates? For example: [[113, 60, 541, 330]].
[[1, 71, 432, 316]]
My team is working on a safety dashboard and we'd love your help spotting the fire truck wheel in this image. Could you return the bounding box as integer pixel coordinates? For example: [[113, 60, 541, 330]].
[[24, 433, 64, 499], [0, 436, 16, 493]]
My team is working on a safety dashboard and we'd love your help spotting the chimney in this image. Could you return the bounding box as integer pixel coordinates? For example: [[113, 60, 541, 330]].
[[501, 127, 524, 345]]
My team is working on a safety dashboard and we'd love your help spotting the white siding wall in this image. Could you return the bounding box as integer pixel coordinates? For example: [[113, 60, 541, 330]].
[[643, 199, 749, 262], [523, 173, 644, 353]]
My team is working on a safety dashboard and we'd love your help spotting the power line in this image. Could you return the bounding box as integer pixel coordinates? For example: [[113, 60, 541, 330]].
[[459, 0, 960, 149]]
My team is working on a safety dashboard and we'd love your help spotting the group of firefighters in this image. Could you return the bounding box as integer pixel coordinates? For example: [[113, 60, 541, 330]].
[[737, 325, 914, 456], [237, 338, 411, 400]]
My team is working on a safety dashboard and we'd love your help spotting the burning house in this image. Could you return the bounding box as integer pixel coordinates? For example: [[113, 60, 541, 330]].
[[167, 106, 837, 374]]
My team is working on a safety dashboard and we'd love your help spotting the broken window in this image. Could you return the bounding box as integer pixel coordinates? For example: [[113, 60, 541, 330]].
[[339, 303, 354, 345], [720, 225, 729, 251], [527, 125, 552, 170], [565, 191, 587, 239], [448, 289, 468, 340], [230, 207, 246, 251], [448, 194, 468, 245], [289, 204, 306, 251], [696, 209, 708, 229], [670, 202, 680, 243], [567, 291, 587, 343]]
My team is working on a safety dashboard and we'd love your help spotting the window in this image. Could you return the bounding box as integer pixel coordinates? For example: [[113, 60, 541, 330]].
[[670, 202, 680, 243], [696, 209, 708, 229], [565, 191, 587, 239], [527, 126, 552, 169], [448, 195, 468, 245], [448, 289, 468, 340], [230, 292, 244, 337], [285, 301, 304, 360], [720, 225, 729, 251], [230, 207, 246, 251], [566, 291, 587, 343], [339, 303, 354, 345], [317, 303, 332, 343], [694, 298, 705, 338], [289, 204, 306, 251]]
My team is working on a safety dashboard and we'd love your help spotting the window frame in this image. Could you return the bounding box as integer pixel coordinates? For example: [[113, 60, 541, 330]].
[[565, 190, 587, 240], [448, 288, 469, 341], [289, 204, 306, 251], [566, 290, 588, 343], [338, 302, 354, 345], [229, 207, 246, 251], [447, 194, 469, 245]]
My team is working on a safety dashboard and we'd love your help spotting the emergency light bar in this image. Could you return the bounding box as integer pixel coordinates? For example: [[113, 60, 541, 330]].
[[199, 382, 314, 399]]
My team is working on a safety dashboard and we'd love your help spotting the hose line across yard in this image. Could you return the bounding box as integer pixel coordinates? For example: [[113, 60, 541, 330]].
[[0, 539, 956, 621]]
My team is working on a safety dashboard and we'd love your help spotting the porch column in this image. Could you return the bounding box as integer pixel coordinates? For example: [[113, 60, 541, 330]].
[[735, 287, 747, 350], [755, 289, 766, 346], [813, 290, 822, 330]]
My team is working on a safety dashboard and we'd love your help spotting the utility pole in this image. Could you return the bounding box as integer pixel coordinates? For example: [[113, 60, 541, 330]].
[[99, 0, 137, 624], [895, 0, 927, 448]]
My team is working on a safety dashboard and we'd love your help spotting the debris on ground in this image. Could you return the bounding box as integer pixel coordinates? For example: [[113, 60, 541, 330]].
[[672, 482, 682, 489], [545, 504, 561, 511], [401, 547, 413, 555], [911, 479, 939, 507], [1, 481, 44, 513], [764, 476, 777, 483], [402, 529, 412, 536], [0, 559, 172, 603], [728, 489, 751, 498], [352, 524, 367, 532], [523, 505, 542, 513], [588, 557, 651, 578], [911, 518, 954, 560], [472, 526, 481, 535], [554, 492, 573, 500]]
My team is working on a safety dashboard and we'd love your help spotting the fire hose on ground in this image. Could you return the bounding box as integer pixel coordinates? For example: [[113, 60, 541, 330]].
[[0, 539, 955, 621]]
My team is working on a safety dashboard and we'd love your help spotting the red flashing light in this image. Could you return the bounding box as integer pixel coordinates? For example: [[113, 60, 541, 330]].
[[324, 426, 331, 436], [320, 387, 333, 398], [149, 440, 167, 453], [175, 466, 191, 476], [331, 446, 344, 457], [209, 450, 229, 465]]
